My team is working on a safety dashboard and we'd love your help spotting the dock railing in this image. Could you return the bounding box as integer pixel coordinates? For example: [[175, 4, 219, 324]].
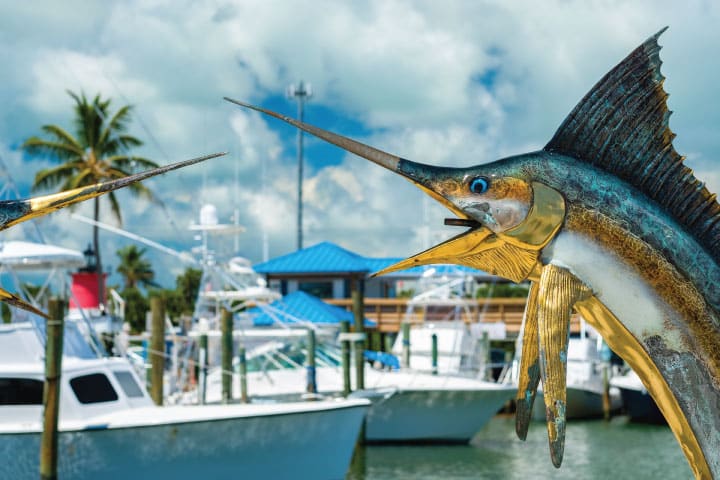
[[325, 297, 582, 338]]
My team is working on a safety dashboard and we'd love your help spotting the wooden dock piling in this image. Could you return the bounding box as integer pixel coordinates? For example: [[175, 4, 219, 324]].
[[198, 333, 208, 405], [481, 331, 490, 380], [150, 297, 165, 406], [221, 308, 233, 404], [341, 320, 351, 396], [602, 362, 611, 420], [237, 345, 248, 403], [40, 298, 65, 480], [431, 333, 438, 375], [306, 328, 317, 394], [401, 322, 411, 368], [351, 283, 365, 390]]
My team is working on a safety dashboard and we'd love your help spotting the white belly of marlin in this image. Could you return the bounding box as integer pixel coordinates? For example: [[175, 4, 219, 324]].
[[544, 231, 669, 344]]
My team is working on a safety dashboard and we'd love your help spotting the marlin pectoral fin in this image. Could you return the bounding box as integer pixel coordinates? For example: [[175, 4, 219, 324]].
[[537, 264, 591, 468], [0, 152, 225, 232], [372, 227, 494, 277], [372, 228, 540, 283], [0, 287, 48, 319], [515, 281, 540, 441]]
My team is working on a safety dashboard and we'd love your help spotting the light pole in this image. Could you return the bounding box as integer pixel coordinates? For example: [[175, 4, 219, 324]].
[[287, 81, 312, 250]]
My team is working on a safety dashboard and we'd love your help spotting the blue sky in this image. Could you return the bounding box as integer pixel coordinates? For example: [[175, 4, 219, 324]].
[[0, 1, 718, 288]]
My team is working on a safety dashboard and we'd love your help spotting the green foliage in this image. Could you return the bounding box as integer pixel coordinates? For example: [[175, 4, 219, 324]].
[[1, 303, 10, 324], [122, 286, 149, 334], [475, 282, 530, 298], [175, 268, 202, 315], [119, 262, 201, 331], [150, 288, 185, 324], [116, 245, 158, 290]]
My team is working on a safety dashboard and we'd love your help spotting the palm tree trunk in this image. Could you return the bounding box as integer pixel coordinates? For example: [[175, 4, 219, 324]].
[[93, 197, 104, 309]]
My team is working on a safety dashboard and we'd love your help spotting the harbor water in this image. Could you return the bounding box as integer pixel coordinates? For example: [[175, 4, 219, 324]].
[[347, 415, 691, 479]]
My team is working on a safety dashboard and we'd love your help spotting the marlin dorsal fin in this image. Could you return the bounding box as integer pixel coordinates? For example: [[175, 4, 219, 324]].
[[545, 28, 720, 262]]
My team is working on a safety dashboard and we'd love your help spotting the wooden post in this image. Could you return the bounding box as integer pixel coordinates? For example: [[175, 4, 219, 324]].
[[481, 330, 490, 380], [384, 333, 394, 354], [40, 298, 65, 480], [306, 328, 317, 394], [237, 345, 248, 403], [198, 333, 208, 405], [431, 333, 438, 375], [149, 297, 165, 406], [602, 361, 611, 421], [340, 320, 351, 396], [401, 322, 411, 368], [221, 308, 233, 404], [352, 278, 365, 390]]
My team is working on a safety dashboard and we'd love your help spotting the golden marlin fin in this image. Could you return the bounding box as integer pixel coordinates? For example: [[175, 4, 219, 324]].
[[537, 264, 590, 468], [515, 280, 540, 441], [372, 227, 494, 276], [372, 227, 540, 283], [0, 287, 48, 319], [0, 152, 225, 232]]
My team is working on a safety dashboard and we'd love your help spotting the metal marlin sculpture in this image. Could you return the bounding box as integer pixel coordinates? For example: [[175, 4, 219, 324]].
[[0, 152, 224, 317], [226, 29, 720, 478]]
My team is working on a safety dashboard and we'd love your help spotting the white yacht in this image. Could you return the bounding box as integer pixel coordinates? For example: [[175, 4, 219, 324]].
[[202, 334, 515, 444], [0, 321, 369, 480], [527, 322, 622, 420]]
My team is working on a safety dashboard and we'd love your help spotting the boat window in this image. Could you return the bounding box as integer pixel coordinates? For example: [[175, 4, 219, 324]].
[[0, 378, 44, 405], [298, 281, 333, 298], [70, 373, 119, 404], [112, 371, 145, 398]]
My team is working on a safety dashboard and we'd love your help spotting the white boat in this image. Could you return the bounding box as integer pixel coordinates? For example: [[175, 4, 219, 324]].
[[202, 336, 516, 443], [0, 321, 369, 480], [528, 324, 622, 420], [610, 369, 666, 424], [391, 267, 510, 379], [0, 240, 125, 335]]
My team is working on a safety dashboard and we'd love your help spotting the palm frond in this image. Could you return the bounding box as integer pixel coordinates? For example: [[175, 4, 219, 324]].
[[39, 125, 83, 150], [106, 155, 159, 172], [107, 191, 123, 225], [66, 168, 96, 189], [102, 135, 144, 156], [22, 137, 84, 161], [71, 91, 107, 149], [32, 163, 82, 192], [98, 105, 133, 148]]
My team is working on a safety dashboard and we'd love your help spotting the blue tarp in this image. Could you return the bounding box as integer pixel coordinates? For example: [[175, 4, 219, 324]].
[[249, 290, 375, 327], [364, 350, 400, 370]]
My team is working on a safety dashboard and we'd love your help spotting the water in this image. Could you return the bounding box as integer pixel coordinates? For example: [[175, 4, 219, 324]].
[[346, 415, 692, 480]]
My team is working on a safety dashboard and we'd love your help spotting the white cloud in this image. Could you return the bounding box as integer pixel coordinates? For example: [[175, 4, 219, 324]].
[[27, 50, 156, 115], [0, 0, 718, 288]]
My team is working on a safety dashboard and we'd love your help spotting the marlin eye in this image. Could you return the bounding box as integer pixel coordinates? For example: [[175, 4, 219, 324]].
[[469, 176, 490, 194]]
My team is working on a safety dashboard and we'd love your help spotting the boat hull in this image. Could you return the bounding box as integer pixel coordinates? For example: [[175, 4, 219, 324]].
[[355, 387, 515, 443], [1, 401, 367, 480], [617, 387, 666, 424], [532, 387, 620, 420]]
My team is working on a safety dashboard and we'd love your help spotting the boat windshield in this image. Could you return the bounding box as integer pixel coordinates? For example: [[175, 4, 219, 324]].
[[246, 341, 342, 373]]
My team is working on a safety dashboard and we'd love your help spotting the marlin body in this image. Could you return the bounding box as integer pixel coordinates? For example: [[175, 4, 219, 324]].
[[227, 29, 720, 478]]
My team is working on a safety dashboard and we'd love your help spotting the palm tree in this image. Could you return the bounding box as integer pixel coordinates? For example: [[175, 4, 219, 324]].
[[116, 245, 158, 290], [23, 91, 159, 305]]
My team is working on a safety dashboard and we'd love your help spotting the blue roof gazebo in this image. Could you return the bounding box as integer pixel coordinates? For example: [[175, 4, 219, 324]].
[[254, 241, 498, 299]]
